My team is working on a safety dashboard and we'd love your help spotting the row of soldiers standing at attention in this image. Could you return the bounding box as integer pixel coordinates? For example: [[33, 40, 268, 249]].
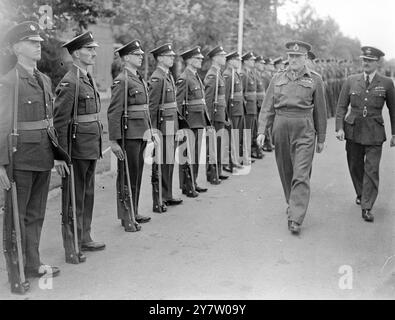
[[0, 21, 275, 294]]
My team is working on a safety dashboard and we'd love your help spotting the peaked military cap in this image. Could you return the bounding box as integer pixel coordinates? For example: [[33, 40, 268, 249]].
[[207, 45, 227, 58], [180, 46, 204, 60], [242, 51, 256, 61], [285, 40, 312, 55], [115, 39, 144, 57], [360, 46, 385, 60], [150, 43, 175, 58], [272, 56, 283, 65], [62, 31, 99, 54], [225, 51, 241, 61], [307, 51, 316, 60], [4, 21, 43, 45]]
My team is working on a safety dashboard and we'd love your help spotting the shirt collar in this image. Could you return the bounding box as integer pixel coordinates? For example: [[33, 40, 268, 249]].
[[157, 65, 169, 74], [73, 63, 88, 76], [364, 70, 376, 82], [286, 66, 311, 80]]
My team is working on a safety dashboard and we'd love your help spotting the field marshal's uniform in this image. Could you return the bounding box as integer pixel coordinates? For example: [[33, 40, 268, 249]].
[[258, 41, 327, 231]]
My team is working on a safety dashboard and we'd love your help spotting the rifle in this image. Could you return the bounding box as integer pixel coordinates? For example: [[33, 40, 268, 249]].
[[207, 69, 220, 184], [151, 75, 165, 212], [61, 67, 80, 264], [118, 69, 140, 231], [3, 69, 30, 294]]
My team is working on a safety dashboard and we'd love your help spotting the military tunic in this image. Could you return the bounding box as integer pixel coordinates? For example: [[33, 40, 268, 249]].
[[107, 68, 151, 220], [0, 63, 54, 270], [54, 64, 102, 245], [336, 72, 395, 210], [258, 66, 327, 225], [149, 66, 179, 205]]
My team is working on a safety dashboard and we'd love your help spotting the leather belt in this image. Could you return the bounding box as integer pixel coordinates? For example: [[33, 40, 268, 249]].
[[76, 113, 100, 123], [256, 93, 265, 99], [127, 104, 149, 112], [275, 107, 313, 118], [245, 92, 257, 100], [160, 102, 177, 110], [351, 110, 382, 118], [18, 118, 53, 130], [188, 99, 206, 106]]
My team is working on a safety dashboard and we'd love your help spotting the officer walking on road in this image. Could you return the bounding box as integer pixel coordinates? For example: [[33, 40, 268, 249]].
[[335, 46, 395, 223], [257, 41, 327, 235], [54, 31, 106, 254]]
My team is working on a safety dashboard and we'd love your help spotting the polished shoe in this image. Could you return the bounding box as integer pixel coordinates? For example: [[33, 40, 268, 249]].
[[208, 179, 221, 185], [355, 196, 361, 205], [25, 265, 60, 278], [219, 175, 229, 180], [124, 221, 141, 232], [288, 221, 301, 234], [222, 165, 233, 173], [81, 241, 106, 251], [195, 186, 208, 193], [135, 214, 151, 223], [362, 209, 374, 222], [182, 189, 199, 197], [165, 198, 183, 206], [65, 251, 86, 264], [153, 203, 167, 213]]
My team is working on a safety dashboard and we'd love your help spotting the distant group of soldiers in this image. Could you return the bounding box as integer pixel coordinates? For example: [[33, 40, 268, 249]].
[[1, 20, 394, 296]]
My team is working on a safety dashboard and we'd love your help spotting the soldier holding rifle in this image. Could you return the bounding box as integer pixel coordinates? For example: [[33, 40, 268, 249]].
[[148, 43, 183, 213], [204, 45, 230, 183], [107, 40, 152, 232], [176, 46, 210, 196], [0, 22, 68, 293]]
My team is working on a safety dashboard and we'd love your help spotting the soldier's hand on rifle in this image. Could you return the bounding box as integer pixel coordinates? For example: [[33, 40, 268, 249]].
[[54, 160, 70, 178], [152, 132, 161, 145], [110, 140, 124, 160], [335, 129, 345, 141], [257, 134, 266, 148], [390, 135, 395, 147], [0, 165, 10, 190]]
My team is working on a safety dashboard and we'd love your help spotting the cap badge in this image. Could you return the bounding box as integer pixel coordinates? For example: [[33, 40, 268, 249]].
[[366, 48, 372, 55], [293, 43, 299, 51], [89, 33, 93, 39], [136, 42, 140, 47], [168, 45, 171, 50], [30, 25, 36, 31]]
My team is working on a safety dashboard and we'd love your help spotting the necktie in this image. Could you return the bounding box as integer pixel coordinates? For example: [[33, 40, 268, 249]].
[[365, 75, 370, 88]]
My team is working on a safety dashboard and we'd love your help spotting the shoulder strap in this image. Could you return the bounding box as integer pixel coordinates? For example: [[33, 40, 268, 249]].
[[12, 69, 19, 138], [73, 68, 80, 124]]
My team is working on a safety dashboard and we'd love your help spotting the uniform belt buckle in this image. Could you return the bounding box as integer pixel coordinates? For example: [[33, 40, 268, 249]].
[[362, 107, 367, 118]]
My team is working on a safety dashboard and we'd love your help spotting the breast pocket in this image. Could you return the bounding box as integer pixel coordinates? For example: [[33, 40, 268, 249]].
[[296, 81, 314, 101], [165, 88, 175, 102], [190, 87, 203, 99], [349, 90, 362, 107], [79, 93, 96, 113], [128, 88, 146, 105], [21, 96, 42, 121], [372, 90, 386, 106]]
